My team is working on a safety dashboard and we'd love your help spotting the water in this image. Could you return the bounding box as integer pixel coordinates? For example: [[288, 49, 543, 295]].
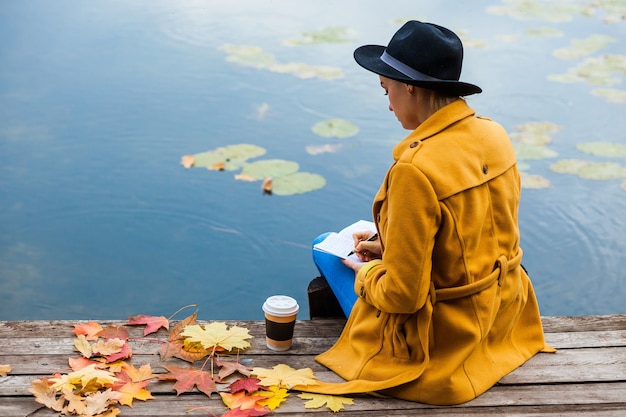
[[1, 0, 624, 321]]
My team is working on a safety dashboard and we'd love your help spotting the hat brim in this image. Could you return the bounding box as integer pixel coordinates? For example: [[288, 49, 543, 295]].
[[354, 45, 482, 96]]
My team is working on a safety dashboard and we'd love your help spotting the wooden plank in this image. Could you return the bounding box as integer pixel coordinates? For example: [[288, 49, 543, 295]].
[[2, 383, 625, 417]]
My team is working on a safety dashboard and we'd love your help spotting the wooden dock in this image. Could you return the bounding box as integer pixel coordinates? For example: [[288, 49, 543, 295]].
[[1, 314, 625, 416]]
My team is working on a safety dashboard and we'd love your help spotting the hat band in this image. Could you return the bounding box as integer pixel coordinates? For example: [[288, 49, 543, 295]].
[[381, 51, 441, 82]]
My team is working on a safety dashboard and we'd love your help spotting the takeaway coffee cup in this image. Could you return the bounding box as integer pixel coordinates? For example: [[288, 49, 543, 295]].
[[262, 295, 299, 351]]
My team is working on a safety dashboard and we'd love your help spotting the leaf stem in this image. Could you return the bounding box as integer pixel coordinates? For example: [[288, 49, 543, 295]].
[[167, 304, 198, 321]]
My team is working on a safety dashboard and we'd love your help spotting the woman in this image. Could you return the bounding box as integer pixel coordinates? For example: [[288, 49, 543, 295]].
[[306, 20, 552, 405]]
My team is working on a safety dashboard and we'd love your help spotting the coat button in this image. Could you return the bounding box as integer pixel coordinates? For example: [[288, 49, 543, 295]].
[[360, 287, 365, 297], [482, 164, 488, 174], [410, 141, 419, 148]]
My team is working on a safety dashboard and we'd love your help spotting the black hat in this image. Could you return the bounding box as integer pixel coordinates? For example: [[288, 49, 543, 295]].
[[354, 20, 482, 96]]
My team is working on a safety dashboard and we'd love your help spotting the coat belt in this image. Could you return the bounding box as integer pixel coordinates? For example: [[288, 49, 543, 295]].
[[430, 249, 523, 305]]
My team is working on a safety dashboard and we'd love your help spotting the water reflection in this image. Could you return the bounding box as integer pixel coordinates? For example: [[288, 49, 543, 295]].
[[0, 0, 624, 321]]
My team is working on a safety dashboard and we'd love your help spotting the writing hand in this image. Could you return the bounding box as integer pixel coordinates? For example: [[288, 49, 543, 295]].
[[348, 231, 381, 261]]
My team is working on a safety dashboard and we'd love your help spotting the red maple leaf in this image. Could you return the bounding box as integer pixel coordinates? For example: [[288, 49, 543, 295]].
[[104, 340, 132, 363], [159, 365, 217, 398], [222, 406, 271, 417], [127, 314, 169, 336], [227, 378, 263, 394]]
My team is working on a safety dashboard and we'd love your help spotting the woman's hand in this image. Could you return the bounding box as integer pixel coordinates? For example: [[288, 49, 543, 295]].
[[352, 231, 382, 261]]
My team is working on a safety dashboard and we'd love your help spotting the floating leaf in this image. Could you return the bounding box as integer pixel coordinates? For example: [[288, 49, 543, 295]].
[[298, 392, 354, 412], [513, 142, 558, 160], [240, 159, 299, 180], [312, 118, 359, 138], [192, 144, 266, 171], [550, 159, 590, 174], [306, 143, 342, 155], [577, 162, 626, 180], [272, 172, 326, 196], [525, 27, 563, 37], [510, 121, 561, 146], [549, 54, 626, 87], [520, 172, 551, 189], [576, 142, 626, 158], [284, 26, 355, 46], [487, 1, 585, 22], [592, 88, 626, 103], [553, 34, 615, 59]]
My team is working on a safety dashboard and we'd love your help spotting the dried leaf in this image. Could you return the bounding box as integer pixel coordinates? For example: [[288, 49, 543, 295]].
[[50, 364, 120, 392], [251, 364, 318, 389], [84, 389, 122, 415], [115, 380, 153, 407], [73, 321, 104, 341], [216, 358, 253, 382], [92, 338, 125, 356], [29, 378, 65, 412], [74, 334, 93, 358], [227, 377, 263, 394], [159, 312, 210, 363], [127, 314, 169, 336], [119, 363, 156, 383], [298, 392, 354, 412], [220, 391, 269, 412], [255, 385, 290, 410], [181, 322, 252, 352], [0, 364, 11, 376], [159, 365, 218, 398]]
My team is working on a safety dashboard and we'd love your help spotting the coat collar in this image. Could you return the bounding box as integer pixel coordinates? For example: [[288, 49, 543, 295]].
[[392, 99, 475, 161]]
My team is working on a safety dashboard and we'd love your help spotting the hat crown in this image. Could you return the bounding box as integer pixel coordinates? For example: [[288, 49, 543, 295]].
[[385, 21, 463, 82]]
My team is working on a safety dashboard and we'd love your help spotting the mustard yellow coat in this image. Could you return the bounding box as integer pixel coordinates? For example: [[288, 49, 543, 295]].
[[301, 99, 550, 405]]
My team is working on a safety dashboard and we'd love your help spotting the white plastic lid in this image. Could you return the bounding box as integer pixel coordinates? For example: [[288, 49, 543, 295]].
[[262, 295, 299, 316]]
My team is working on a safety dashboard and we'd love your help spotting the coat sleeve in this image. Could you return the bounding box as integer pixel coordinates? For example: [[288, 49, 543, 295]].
[[355, 161, 440, 314]]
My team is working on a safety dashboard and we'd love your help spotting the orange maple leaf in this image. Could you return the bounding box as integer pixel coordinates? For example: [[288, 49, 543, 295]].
[[159, 365, 217, 398], [220, 391, 269, 412], [115, 380, 153, 407], [118, 363, 155, 383], [73, 321, 104, 341], [127, 314, 169, 336]]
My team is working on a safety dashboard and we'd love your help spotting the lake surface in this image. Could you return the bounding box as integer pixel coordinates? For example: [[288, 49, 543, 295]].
[[1, 0, 625, 321]]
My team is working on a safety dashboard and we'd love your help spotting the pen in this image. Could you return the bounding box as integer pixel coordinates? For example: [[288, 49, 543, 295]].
[[347, 233, 378, 257]]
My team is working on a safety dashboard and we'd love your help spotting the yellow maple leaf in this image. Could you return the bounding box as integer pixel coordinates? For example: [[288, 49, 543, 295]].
[[50, 364, 119, 391], [251, 364, 318, 389], [74, 334, 93, 358], [0, 364, 11, 376], [298, 392, 354, 413], [180, 322, 252, 352], [121, 363, 155, 382], [255, 385, 289, 410]]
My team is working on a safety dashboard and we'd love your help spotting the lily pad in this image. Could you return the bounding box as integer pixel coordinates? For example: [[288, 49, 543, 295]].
[[219, 43, 343, 80], [284, 27, 355, 46], [193, 144, 266, 171], [525, 27, 563, 37], [487, 0, 585, 22], [312, 118, 359, 138], [510, 121, 561, 146], [549, 54, 626, 87], [577, 162, 626, 180], [513, 142, 558, 160], [591, 88, 626, 103], [553, 34, 615, 60], [240, 159, 299, 180], [520, 172, 551, 189], [576, 142, 626, 158], [550, 159, 590, 174], [272, 172, 326, 195]]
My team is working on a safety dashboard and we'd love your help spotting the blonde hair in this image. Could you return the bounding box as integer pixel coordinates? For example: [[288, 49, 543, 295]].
[[424, 89, 460, 112]]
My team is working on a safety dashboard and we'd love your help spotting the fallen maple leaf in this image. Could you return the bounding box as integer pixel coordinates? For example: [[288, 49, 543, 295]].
[[255, 385, 290, 410], [50, 364, 120, 392], [251, 364, 318, 389], [216, 357, 252, 382], [73, 321, 104, 341], [158, 312, 210, 363], [181, 322, 252, 352], [159, 365, 218, 398], [68, 356, 105, 372], [0, 364, 12, 376], [74, 334, 93, 358], [227, 377, 263, 394], [92, 338, 125, 356], [115, 380, 153, 407], [84, 389, 122, 415], [29, 378, 65, 412], [298, 392, 354, 413], [220, 391, 269, 412], [118, 363, 156, 383], [127, 314, 169, 336]]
